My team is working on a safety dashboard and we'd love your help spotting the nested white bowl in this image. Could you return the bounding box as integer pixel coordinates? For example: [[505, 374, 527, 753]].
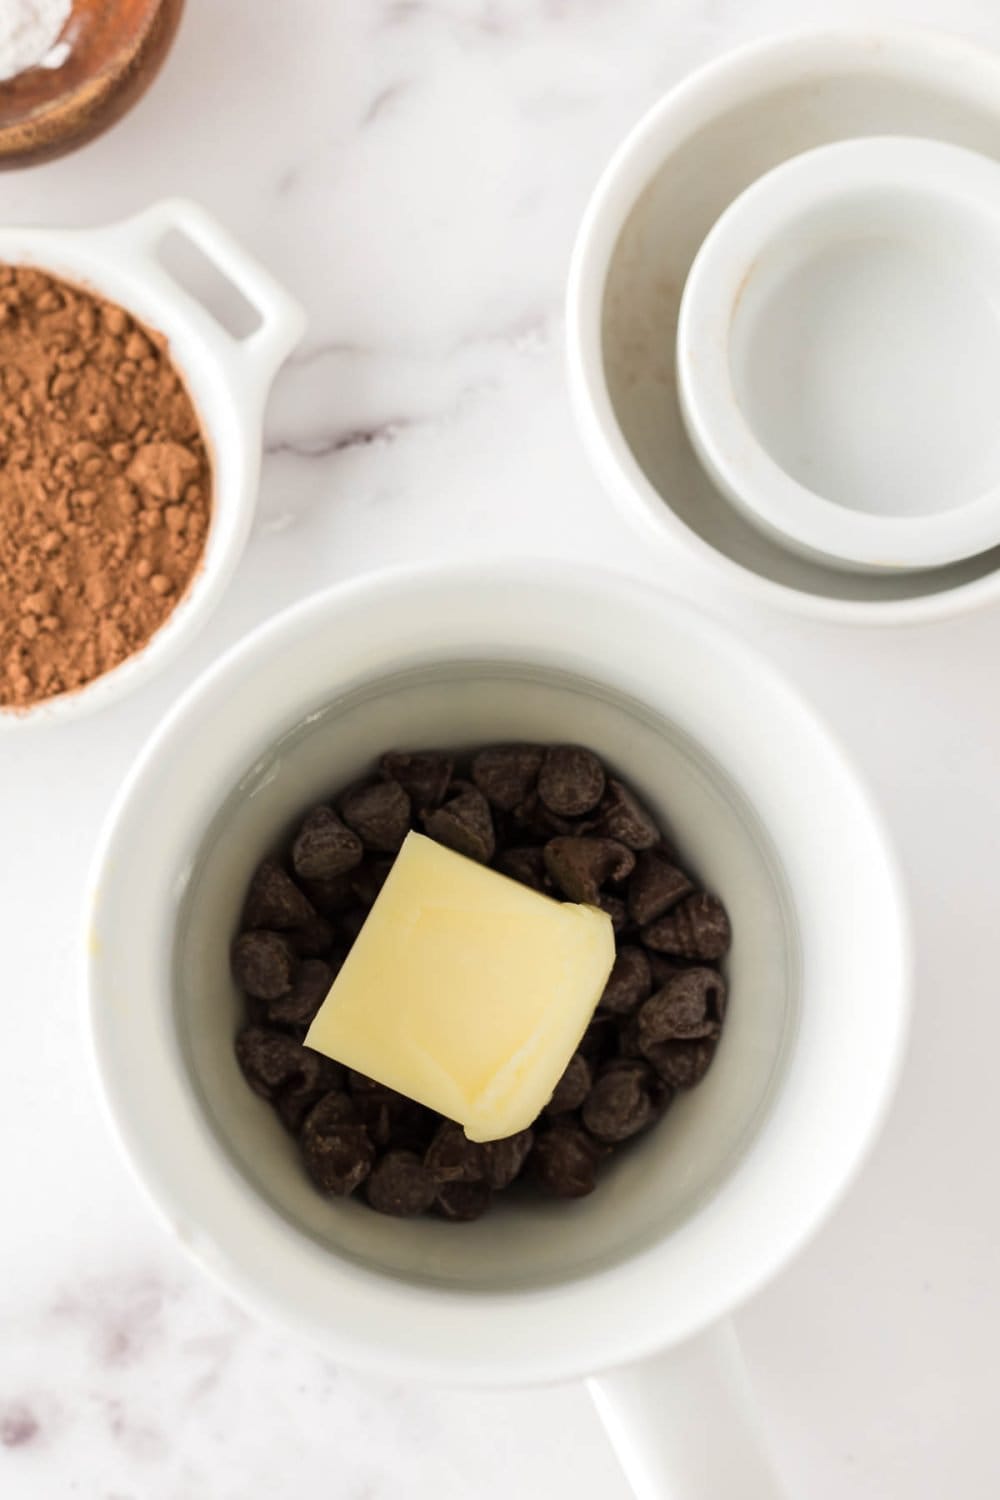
[[567, 26, 1000, 621], [678, 136, 1000, 574]]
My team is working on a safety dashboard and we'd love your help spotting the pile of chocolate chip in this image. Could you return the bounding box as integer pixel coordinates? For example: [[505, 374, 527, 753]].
[[232, 745, 731, 1220]]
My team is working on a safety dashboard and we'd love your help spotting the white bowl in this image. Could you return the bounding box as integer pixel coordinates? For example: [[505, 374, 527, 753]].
[[0, 198, 305, 725], [86, 561, 908, 1393], [678, 136, 1000, 574], [567, 27, 1000, 621]]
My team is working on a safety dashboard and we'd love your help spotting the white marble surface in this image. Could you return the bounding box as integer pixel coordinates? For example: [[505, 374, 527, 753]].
[[2, 1, 1000, 1496]]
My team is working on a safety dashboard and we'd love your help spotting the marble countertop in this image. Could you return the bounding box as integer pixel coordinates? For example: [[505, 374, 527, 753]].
[[2, 1, 999, 1496]]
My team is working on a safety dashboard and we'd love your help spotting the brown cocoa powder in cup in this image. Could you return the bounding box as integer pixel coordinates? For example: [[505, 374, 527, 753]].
[[0, 264, 212, 708]]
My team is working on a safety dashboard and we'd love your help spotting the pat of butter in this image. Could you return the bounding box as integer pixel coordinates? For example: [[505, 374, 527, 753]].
[[305, 831, 615, 1142]]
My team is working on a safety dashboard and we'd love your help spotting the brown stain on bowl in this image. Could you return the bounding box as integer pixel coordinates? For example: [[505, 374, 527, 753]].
[[0, 0, 184, 167], [730, 256, 759, 325]]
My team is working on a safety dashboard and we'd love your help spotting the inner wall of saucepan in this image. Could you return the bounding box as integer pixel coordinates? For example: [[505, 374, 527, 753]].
[[601, 70, 1000, 600], [173, 661, 798, 1293], [729, 193, 1000, 518]]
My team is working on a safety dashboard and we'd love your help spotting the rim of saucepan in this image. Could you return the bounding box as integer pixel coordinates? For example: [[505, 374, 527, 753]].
[[0, 221, 257, 727], [85, 560, 911, 1387], [566, 24, 1000, 625], [677, 135, 1000, 573]]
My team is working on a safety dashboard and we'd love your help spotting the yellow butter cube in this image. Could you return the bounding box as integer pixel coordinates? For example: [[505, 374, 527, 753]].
[[305, 831, 615, 1142]]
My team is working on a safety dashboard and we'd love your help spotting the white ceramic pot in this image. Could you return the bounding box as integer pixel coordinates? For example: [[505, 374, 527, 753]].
[[86, 562, 910, 1500], [0, 198, 305, 725]]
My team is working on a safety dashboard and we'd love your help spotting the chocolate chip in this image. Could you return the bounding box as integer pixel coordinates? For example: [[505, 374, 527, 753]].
[[545, 1052, 592, 1115], [509, 794, 575, 841], [604, 1054, 676, 1118], [357, 1095, 394, 1148], [582, 1061, 656, 1142], [338, 906, 369, 944], [638, 968, 725, 1046], [543, 837, 635, 904], [279, 1068, 348, 1132], [425, 1121, 486, 1183], [599, 893, 629, 934], [615, 1015, 644, 1060], [496, 845, 549, 892], [647, 952, 686, 988], [303, 1089, 358, 1126], [292, 806, 364, 880], [243, 860, 316, 931], [643, 1037, 718, 1089], [642, 892, 731, 960], [235, 1026, 345, 1129], [628, 849, 693, 926], [380, 750, 454, 811], [471, 744, 544, 811], [366, 1150, 438, 1216], [390, 1101, 438, 1154], [232, 930, 297, 1000], [482, 1128, 534, 1189], [289, 913, 335, 958], [350, 856, 395, 908], [531, 1124, 600, 1198], [580, 1013, 619, 1067], [537, 746, 606, 817], [422, 781, 495, 862], [349, 1075, 410, 1147], [586, 778, 660, 850], [347, 1069, 378, 1093], [599, 946, 652, 1015], [341, 781, 411, 852], [300, 873, 356, 916], [235, 1025, 304, 1098], [264, 957, 334, 1028], [435, 1181, 493, 1220], [300, 1092, 374, 1195]]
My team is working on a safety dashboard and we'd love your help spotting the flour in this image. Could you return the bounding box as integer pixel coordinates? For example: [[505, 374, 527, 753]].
[[0, 0, 73, 83]]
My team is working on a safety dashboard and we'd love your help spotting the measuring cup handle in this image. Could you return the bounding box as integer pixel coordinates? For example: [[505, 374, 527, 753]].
[[588, 1321, 790, 1500], [95, 198, 306, 412]]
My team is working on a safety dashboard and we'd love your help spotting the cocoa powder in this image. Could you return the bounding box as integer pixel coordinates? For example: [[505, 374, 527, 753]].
[[0, 264, 212, 708]]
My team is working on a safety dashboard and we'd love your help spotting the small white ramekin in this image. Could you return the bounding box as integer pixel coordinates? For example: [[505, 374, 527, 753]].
[[0, 199, 305, 726], [678, 136, 1000, 574]]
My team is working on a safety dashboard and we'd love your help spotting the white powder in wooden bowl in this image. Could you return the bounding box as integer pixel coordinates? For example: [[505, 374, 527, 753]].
[[0, 0, 73, 83]]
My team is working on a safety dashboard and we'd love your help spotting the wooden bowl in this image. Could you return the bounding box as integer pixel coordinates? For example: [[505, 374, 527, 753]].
[[0, 0, 184, 168]]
